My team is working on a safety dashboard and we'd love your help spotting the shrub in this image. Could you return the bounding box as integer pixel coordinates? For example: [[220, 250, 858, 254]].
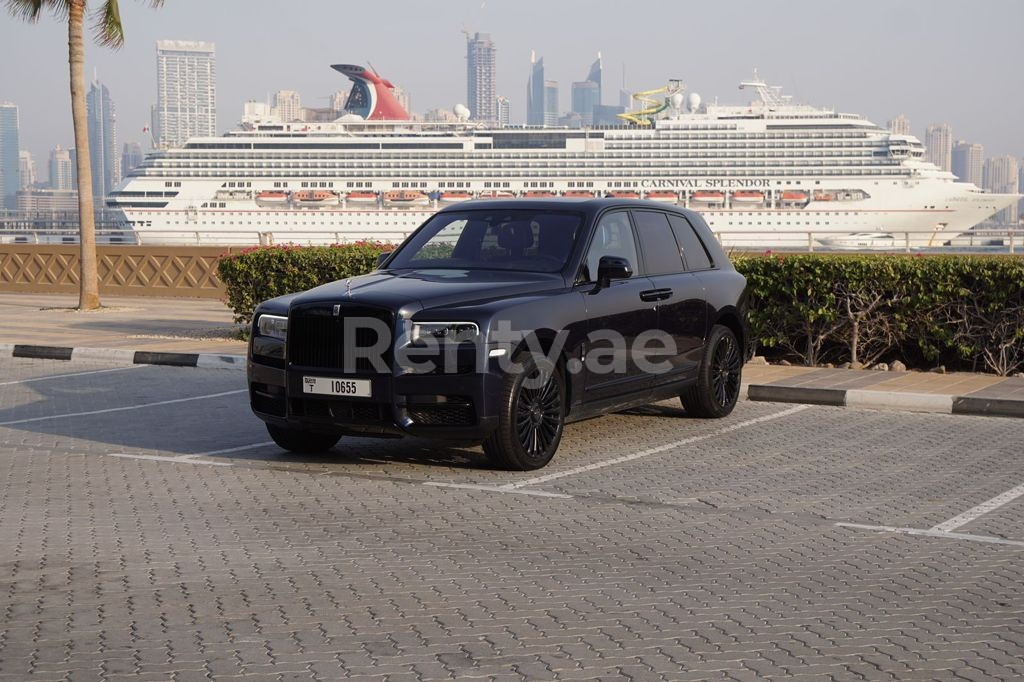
[[217, 246, 1024, 376], [733, 253, 1024, 375], [216, 242, 393, 324]]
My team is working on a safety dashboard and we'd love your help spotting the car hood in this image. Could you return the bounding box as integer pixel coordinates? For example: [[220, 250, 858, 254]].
[[292, 268, 567, 312]]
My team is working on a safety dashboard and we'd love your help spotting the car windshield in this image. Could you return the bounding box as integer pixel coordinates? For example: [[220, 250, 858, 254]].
[[386, 209, 584, 273]]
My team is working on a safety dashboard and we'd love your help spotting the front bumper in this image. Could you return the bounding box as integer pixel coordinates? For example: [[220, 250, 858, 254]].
[[248, 351, 504, 442]]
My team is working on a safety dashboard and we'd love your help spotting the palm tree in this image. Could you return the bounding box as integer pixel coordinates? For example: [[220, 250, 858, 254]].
[[6, 0, 163, 310]]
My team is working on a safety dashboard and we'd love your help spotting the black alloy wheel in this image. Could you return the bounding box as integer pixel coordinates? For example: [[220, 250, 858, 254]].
[[484, 351, 566, 470], [681, 324, 742, 418]]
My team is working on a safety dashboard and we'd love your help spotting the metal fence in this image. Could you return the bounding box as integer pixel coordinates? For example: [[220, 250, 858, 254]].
[[1, 226, 1021, 254]]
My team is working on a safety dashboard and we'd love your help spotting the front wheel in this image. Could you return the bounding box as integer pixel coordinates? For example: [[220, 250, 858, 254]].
[[266, 424, 340, 454], [681, 324, 742, 418], [483, 351, 565, 470]]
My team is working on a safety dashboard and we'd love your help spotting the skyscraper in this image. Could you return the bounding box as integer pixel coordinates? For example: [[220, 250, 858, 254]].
[[87, 76, 120, 199], [527, 52, 545, 126], [18, 150, 36, 189], [466, 32, 496, 122], [571, 56, 602, 128], [391, 86, 411, 116], [887, 114, 911, 135], [983, 156, 1020, 224], [924, 123, 953, 172], [49, 145, 73, 190], [951, 141, 983, 186], [0, 102, 19, 209], [495, 95, 510, 127], [273, 90, 301, 122], [330, 90, 348, 115], [122, 142, 144, 175], [156, 40, 216, 148], [544, 81, 559, 127]]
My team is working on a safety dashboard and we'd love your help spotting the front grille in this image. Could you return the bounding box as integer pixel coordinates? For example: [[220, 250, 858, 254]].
[[407, 401, 475, 426], [288, 304, 393, 372]]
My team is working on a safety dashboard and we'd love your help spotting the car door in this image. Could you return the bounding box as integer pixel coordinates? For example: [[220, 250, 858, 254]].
[[632, 210, 708, 387], [579, 210, 658, 402]]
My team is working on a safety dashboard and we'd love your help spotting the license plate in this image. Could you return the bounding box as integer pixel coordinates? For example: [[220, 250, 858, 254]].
[[302, 376, 372, 398]]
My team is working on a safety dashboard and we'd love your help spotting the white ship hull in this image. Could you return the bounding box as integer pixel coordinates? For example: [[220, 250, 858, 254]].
[[116, 177, 1015, 248]]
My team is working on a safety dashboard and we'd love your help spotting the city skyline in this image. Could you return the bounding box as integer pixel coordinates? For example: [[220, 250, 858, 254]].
[[2, 0, 1022, 165]]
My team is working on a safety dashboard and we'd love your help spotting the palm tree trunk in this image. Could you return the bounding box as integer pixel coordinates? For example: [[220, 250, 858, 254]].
[[68, 0, 101, 310]]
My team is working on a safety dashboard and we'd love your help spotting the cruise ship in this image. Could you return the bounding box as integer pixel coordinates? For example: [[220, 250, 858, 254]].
[[109, 64, 1019, 247]]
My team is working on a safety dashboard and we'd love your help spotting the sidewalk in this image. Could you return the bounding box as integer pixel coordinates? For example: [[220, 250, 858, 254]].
[[0, 292, 247, 355], [1, 292, 1022, 417]]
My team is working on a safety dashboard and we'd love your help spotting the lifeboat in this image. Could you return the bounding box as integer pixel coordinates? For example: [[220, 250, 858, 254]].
[[523, 190, 556, 198], [562, 190, 596, 198], [255, 190, 289, 206], [345, 191, 379, 206], [645, 190, 678, 203], [779, 190, 810, 206], [477, 190, 516, 199], [606, 190, 640, 199], [689, 191, 726, 205], [291, 189, 339, 207], [382, 190, 430, 207], [813, 190, 835, 201], [438, 191, 473, 204], [731, 190, 765, 203]]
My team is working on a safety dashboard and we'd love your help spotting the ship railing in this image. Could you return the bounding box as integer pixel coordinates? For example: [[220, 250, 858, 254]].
[[0, 227, 1021, 253], [0, 228, 413, 247]]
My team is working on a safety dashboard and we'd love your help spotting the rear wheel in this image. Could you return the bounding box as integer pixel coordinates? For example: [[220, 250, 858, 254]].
[[681, 324, 742, 418], [266, 424, 340, 454], [483, 351, 565, 470]]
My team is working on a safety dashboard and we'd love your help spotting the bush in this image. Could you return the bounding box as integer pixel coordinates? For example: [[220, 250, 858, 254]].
[[218, 246, 1024, 376], [216, 242, 393, 324], [733, 253, 1024, 375]]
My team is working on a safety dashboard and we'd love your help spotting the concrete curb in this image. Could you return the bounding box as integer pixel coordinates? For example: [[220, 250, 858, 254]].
[[748, 383, 1021, 419], [6, 344, 246, 371]]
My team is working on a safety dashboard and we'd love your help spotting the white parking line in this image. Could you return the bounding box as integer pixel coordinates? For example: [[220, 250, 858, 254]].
[[0, 389, 246, 426], [503, 404, 810, 490], [836, 522, 1024, 548], [424, 481, 574, 499], [931, 482, 1024, 533], [0, 365, 141, 387], [107, 453, 233, 467]]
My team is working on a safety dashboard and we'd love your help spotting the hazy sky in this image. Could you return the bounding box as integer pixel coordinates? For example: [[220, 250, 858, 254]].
[[2, 0, 1022, 164]]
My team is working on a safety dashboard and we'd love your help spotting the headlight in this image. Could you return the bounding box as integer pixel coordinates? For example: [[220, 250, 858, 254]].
[[410, 321, 480, 345], [257, 314, 288, 341]]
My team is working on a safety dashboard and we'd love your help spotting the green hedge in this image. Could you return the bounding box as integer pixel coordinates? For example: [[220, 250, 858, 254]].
[[217, 242, 393, 324], [218, 246, 1024, 376], [733, 253, 1024, 375]]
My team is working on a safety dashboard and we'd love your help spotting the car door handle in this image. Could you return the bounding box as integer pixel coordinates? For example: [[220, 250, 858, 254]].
[[639, 288, 673, 302]]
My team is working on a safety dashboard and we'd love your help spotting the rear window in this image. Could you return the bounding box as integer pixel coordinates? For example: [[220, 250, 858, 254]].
[[633, 211, 685, 275], [668, 214, 713, 270]]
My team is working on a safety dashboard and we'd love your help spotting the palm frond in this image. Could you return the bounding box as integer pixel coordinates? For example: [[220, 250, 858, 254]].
[[92, 0, 124, 48], [5, 0, 67, 22]]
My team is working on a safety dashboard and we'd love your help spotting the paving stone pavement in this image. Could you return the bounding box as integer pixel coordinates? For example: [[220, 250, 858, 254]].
[[0, 356, 1022, 680]]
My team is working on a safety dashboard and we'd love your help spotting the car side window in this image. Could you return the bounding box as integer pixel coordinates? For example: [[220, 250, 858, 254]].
[[632, 211, 686, 275], [668, 214, 714, 271], [582, 211, 639, 282]]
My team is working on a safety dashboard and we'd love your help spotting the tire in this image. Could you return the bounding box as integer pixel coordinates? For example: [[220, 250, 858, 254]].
[[681, 324, 742, 418], [483, 351, 566, 471], [266, 423, 340, 454]]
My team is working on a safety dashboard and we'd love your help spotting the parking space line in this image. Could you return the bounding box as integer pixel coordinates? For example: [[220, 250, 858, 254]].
[[0, 389, 247, 426], [424, 481, 574, 499], [107, 453, 233, 467], [836, 522, 1024, 548], [0, 365, 141, 387], [930, 481, 1024, 533], [104, 441, 277, 467], [502, 404, 810, 490]]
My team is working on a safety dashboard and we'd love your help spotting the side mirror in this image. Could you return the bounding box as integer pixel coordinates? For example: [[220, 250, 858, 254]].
[[376, 251, 393, 268], [597, 255, 633, 286]]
